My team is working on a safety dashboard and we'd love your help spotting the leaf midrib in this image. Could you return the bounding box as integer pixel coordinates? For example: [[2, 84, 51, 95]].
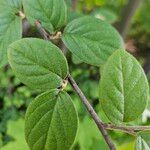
[[119, 54, 125, 121]]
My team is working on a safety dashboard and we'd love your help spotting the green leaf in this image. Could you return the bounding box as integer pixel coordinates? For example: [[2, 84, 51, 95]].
[[8, 38, 68, 91], [0, 0, 22, 67], [99, 50, 149, 123], [23, 0, 67, 33], [135, 131, 150, 150], [118, 141, 135, 150], [25, 90, 78, 150], [62, 16, 124, 66], [72, 54, 83, 64]]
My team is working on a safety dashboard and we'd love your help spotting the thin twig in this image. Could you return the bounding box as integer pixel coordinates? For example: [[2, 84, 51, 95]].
[[35, 20, 61, 40], [103, 124, 136, 136], [35, 20, 49, 40], [103, 123, 150, 136], [67, 74, 116, 150]]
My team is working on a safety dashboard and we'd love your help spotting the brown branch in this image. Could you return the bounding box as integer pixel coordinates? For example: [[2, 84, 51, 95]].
[[67, 74, 116, 150], [35, 20, 49, 40], [59, 40, 68, 55], [34, 21, 116, 150], [35, 20, 61, 40], [22, 19, 31, 37], [103, 123, 150, 136]]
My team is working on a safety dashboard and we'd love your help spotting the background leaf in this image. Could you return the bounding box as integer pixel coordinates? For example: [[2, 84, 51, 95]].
[[23, 0, 67, 33], [62, 16, 124, 66], [99, 50, 149, 123], [1, 119, 28, 150], [0, 0, 22, 67], [25, 90, 78, 150], [135, 131, 150, 150], [8, 38, 68, 91], [117, 141, 135, 150]]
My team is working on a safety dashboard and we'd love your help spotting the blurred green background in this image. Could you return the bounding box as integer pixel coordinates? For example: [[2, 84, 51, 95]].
[[0, 0, 150, 149]]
